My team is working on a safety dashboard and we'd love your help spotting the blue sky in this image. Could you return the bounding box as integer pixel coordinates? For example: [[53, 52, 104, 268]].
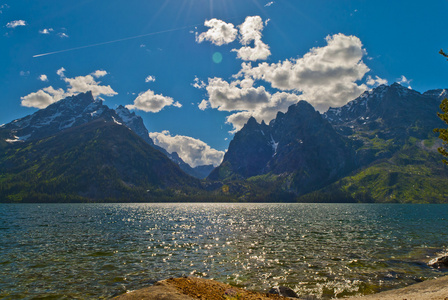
[[1, 0, 447, 167]]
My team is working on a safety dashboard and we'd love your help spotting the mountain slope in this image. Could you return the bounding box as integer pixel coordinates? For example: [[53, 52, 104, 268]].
[[0, 92, 212, 179], [0, 119, 200, 202], [317, 83, 448, 203], [209, 101, 356, 195]]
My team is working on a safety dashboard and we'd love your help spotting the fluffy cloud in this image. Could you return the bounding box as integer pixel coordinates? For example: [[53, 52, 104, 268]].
[[196, 16, 271, 61], [6, 20, 26, 28], [39, 28, 53, 34], [366, 75, 387, 87], [196, 18, 238, 46], [58, 32, 69, 38], [38, 74, 48, 82], [21, 68, 117, 109], [238, 16, 264, 45], [21, 86, 65, 109], [225, 92, 301, 131], [204, 77, 270, 111], [198, 33, 374, 131], [92, 70, 107, 78], [232, 39, 270, 61], [398, 75, 412, 89], [126, 89, 181, 113], [200, 77, 300, 132], [192, 76, 206, 89], [145, 75, 156, 82], [265, 1, 274, 7], [236, 33, 370, 111], [56, 67, 66, 77], [63, 73, 116, 98], [232, 16, 271, 61], [149, 131, 224, 167]]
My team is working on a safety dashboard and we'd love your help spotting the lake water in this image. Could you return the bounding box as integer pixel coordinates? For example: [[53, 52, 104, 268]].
[[0, 203, 447, 299]]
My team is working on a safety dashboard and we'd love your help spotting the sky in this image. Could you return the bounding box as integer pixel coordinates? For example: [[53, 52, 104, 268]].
[[1, 0, 448, 167]]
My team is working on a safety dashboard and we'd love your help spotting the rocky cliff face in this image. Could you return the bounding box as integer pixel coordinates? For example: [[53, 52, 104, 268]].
[[209, 101, 356, 195]]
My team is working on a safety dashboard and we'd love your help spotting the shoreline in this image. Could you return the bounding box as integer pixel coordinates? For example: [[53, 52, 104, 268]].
[[113, 275, 448, 300]]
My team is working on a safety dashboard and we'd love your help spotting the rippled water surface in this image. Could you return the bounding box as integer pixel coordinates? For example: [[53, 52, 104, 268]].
[[1, 203, 447, 299]]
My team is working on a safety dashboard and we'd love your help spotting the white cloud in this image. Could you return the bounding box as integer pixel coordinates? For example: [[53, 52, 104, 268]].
[[149, 131, 224, 167], [232, 16, 271, 61], [199, 33, 376, 132], [192, 76, 206, 89], [6, 20, 26, 28], [398, 75, 412, 89], [200, 77, 301, 132], [63, 74, 116, 98], [126, 89, 181, 113], [232, 39, 271, 61], [21, 68, 117, 109], [198, 99, 209, 110], [92, 70, 108, 78], [58, 32, 69, 38], [39, 28, 53, 34], [196, 16, 271, 61], [265, 1, 274, 7], [203, 77, 270, 111], [145, 75, 156, 82], [236, 33, 370, 111], [56, 67, 66, 77], [21, 86, 65, 109], [238, 16, 264, 45], [19, 71, 30, 77], [225, 92, 301, 132], [38, 74, 48, 82], [366, 75, 387, 87], [196, 18, 238, 46]]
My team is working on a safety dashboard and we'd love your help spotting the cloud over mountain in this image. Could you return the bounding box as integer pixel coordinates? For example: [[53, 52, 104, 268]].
[[235, 33, 370, 111], [149, 131, 224, 167], [21, 69, 117, 109], [198, 33, 375, 131]]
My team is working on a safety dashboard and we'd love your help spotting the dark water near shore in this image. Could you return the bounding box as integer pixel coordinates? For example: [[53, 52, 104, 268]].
[[0, 203, 447, 299]]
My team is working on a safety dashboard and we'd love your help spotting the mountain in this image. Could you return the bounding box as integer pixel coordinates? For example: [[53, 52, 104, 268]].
[[209, 83, 448, 203], [1, 92, 212, 179], [324, 83, 446, 165], [318, 83, 448, 203], [209, 101, 356, 195], [0, 93, 202, 202]]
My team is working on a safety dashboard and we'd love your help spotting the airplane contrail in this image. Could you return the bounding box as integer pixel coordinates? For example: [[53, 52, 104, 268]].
[[33, 24, 199, 58]]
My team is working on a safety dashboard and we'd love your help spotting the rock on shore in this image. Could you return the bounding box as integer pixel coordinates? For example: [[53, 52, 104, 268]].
[[113, 277, 289, 300], [113, 276, 448, 300]]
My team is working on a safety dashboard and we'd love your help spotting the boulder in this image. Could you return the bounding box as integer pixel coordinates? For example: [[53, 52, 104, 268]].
[[268, 286, 299, 298], [428, 255, 448, 269]]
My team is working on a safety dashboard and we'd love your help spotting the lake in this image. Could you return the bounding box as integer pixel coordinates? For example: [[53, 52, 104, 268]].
[[0, 203, 447, 299]]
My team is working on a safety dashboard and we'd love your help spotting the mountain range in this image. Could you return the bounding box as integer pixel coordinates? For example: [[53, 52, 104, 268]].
[[1, 83, 447, 203], [210, 83, 448, 203]]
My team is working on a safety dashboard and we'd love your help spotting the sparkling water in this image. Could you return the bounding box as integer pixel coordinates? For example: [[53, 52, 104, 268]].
[[1, 203, 447, 299]]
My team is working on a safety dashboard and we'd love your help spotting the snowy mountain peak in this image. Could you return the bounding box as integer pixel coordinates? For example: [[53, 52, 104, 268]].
[[2, 92, 112, 141]]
